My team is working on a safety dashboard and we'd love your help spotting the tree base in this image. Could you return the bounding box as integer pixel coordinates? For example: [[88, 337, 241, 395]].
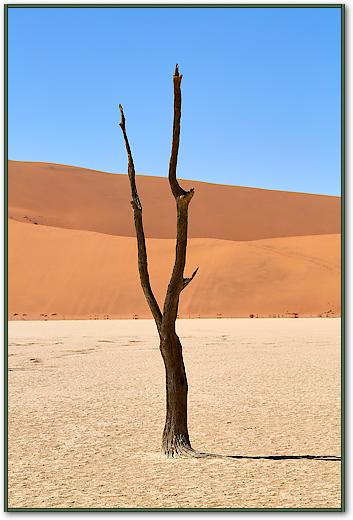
[[161, 433, 212, 459], [162, 432, 193, 458]]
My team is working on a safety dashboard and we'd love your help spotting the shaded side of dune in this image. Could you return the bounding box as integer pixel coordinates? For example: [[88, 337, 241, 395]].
[[8, 220, 340, 320]]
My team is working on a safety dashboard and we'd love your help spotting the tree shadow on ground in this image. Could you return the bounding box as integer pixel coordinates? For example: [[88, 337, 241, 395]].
[[188, 447, 341, 461], [226, 454, 340, 461], [190, 448, 341, 461]]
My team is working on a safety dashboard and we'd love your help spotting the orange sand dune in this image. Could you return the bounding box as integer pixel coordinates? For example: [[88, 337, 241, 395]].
[[9, 161, 340, 241], [9, 219, 340, 320]]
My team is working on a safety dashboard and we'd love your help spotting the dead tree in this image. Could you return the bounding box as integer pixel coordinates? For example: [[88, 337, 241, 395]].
[[119, 64, 199, 457]]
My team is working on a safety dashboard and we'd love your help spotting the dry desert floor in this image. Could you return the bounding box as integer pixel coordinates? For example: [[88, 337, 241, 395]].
[[8, 318, 341, 510]]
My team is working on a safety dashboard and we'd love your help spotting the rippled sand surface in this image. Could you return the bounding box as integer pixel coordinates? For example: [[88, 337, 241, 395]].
[[8, 319, 341, 510]]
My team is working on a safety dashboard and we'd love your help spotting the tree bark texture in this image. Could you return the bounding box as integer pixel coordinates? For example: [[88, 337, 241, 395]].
[[119, 64, 198, 457]]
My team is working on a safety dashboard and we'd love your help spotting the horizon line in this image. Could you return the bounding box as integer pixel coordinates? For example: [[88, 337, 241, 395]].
[[8, 159, 341, 198]]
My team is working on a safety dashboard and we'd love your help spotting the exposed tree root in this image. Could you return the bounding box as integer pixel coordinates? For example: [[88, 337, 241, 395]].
[[162, 444, 227, 459], [162, 434, 222, 459]]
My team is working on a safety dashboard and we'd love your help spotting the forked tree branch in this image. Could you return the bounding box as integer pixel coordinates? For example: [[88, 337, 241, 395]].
[[119, 104, 162, 334], [119, 65, 197, 338]]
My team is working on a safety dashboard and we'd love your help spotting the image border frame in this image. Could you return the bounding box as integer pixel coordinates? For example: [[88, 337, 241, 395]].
[[3, 2, 345, 512]]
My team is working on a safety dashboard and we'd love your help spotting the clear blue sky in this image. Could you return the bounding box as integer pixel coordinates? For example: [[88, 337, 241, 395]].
[[8, 6, 341, 195]]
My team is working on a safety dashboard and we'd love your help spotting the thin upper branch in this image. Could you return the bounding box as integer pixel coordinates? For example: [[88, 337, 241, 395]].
[[119, 104, 142, 211], [168, 64, 188, 198], [162, 65, 198, 334], [119, 105, 162, 333]]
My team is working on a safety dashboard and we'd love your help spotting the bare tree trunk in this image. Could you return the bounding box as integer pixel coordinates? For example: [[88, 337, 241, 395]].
[[160, 333, 191, 456], [119, 64, 198, 457]]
